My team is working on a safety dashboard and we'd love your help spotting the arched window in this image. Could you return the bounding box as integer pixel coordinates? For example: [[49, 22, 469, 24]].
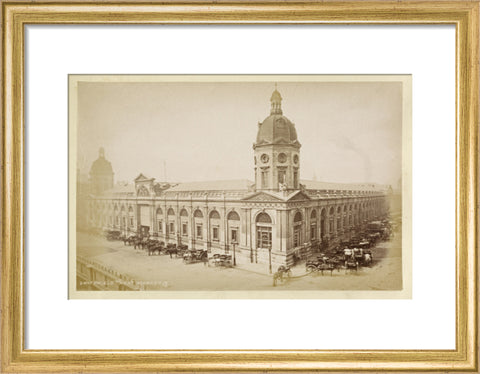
[[256, 212, 272, 224], [167, 208, 175, 235], [156, 208, 163, 233], [256, 212, 272, 249], [293, 212, 303, 246], [128, 206, 134, 228], [137, 186, 149, 197], [227, 211, 240, 221], [320, 208, 327, 239], [209, 210, 220, 219], [310, 210, 317, 240], [179, 209, 188, 236], [227, 211, 240, 243], [209, 210, 220, 241], [193, 209, 203, 239], [114, 205, 119, 226], [328, 207, 335, 234], [294, 212, 303, 222], [120, 206, 126, 227]]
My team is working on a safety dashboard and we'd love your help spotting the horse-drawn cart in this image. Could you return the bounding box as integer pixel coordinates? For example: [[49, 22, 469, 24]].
[[183, 250, 208, 264], [105, 230, 121, 241], [211, 254, 233, 267], [306, 256, 337, 275]]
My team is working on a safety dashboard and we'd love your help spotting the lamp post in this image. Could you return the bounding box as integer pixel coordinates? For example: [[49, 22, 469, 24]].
[[268, 247, 272, 274], [232, 241, 237, 266]]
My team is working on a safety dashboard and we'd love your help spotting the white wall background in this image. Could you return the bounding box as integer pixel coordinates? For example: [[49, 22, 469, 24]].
[[25, 25, 455, 349]]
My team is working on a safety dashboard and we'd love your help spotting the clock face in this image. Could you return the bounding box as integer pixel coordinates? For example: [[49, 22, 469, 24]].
[[278, 153, 287, 163], [261, 154, 269, 163], [293, 155, 299, 164]]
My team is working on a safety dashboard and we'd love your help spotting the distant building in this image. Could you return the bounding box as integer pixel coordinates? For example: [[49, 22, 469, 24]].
[[89, 147, 114, 195], [86, 88, 389, 271]]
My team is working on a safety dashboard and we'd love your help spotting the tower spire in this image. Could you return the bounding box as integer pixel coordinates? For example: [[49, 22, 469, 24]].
[[270, 84, 283, 115]]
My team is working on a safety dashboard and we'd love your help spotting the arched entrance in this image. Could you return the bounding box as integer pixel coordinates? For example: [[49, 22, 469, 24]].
[[293, 211, 303, 248], [255, 212, 272, 269]]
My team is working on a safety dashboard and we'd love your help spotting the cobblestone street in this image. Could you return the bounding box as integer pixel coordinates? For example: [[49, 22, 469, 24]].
[[77, 230, 402, 292]]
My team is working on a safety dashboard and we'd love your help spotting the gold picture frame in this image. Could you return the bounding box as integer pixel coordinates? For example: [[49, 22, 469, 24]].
[[1, 1, 478, 372]]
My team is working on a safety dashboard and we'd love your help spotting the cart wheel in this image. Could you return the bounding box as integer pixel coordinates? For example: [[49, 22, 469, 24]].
[[306, 266, 315, 274]]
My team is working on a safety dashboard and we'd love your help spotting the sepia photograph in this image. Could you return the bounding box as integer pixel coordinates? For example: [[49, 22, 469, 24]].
[[69, 75, 411, 298]]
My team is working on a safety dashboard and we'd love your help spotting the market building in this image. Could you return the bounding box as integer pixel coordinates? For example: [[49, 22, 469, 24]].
[[85, 88, 390, 270]]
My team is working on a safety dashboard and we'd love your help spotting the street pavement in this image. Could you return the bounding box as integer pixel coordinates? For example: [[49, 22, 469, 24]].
[[76, 231, 403, 292]]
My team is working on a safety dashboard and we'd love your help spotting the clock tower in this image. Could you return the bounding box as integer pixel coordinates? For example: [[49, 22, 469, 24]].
[[253, 86, 301, 192]]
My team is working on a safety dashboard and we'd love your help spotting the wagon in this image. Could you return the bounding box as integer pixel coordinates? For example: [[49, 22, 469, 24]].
[[183, 250, 208, 264], [211, 254, 232, 267], [306, 256, 335, 275], [173, 244, 188, 258], [105, 230, 121, 241], [345, 258, 358, 272]]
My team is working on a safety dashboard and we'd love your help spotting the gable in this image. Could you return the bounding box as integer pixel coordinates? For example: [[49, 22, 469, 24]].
[[135, 173, 153, 182], [286, 191, 311, 201], [242, 192, 285, 202]]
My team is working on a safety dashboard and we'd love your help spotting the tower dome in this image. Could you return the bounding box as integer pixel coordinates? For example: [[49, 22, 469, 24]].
[[90, 147, 113, 176], [255, 87, 300, 147], [89, 147, 114, 195]]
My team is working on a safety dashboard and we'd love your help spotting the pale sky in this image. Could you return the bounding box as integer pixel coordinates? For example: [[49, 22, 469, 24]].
[[76, 79, 403, 188]]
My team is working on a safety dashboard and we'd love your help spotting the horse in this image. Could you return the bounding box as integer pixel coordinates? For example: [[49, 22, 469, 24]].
[[133, 238, 143, 250], [273, 266, 292, 286], [166, 246, 177, 258], [147, 244, 163, 256]]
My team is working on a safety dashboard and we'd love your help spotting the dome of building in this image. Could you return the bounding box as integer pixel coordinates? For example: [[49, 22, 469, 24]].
[[255, 87, 299, 146], [90, 147, 113, 175], [256, 114, 298, 145]]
